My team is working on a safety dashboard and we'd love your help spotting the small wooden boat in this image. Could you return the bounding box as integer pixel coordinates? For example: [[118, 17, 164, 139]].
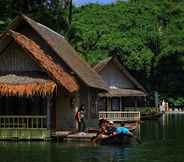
[[91, 122, 140, 145], [95, 133, 138, 145], [99, 133, 138, 145], [141, 112, 164, 120], [88, 123, 137, 133]]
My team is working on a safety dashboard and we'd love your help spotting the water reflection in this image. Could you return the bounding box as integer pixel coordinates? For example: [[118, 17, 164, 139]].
[[0, 113, 184, 162], [140, 113, 184, 142], [0, 142, 133, 162]]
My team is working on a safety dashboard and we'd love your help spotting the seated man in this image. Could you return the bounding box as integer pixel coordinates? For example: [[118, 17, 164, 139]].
[[91, 119, 109, 144], [107, 120, 116, 135]]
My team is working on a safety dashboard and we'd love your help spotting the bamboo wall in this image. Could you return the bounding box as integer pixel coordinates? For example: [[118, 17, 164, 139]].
[[99, 61, 135, 89], [55, 82, 100, 130], [17, 24, 72, 74], [78, 83, 100, 128], [55, 88, 76, 130], [0, 41, 43, 73]]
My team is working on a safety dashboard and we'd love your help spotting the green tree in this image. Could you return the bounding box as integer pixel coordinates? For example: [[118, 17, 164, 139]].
[[72, 0, 184, 104], [0, 0, 73, 34]]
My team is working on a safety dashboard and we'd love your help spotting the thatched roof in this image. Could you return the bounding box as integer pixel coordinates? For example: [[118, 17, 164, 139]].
[[10, 15, 108, 91], [0, 74, 56, 96], [6, 30, 79, 93], [94, 56, 147, 96]]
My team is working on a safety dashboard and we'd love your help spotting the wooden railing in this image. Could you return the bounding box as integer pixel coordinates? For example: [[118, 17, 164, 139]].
[[99, 111, 140, 122], [0, 115, 47, 129]]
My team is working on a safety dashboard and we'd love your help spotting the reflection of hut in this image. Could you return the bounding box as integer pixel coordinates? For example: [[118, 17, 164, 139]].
[[0, 15, 107, 140], [94, 56, 147, 111]]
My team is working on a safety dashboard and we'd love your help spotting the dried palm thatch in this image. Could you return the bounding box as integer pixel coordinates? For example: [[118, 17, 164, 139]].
[[12, 15, 108, 91], [0, 74, 56, 96], [8, 30, 79, 93]]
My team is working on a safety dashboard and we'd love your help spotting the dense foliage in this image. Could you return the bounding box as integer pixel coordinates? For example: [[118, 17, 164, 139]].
[[1, 0, 184, 106], [72, 1, 184, 106], [0, 0, 72, 34]]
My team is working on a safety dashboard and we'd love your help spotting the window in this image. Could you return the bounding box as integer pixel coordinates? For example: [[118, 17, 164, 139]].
[[98, 97, 107, 111], [111, 97, 120, 111]]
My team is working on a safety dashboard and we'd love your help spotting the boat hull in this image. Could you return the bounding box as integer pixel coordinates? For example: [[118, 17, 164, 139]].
[[98, 133, 137, 145]]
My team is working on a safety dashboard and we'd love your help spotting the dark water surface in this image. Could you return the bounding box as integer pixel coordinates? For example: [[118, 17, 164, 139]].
[[0, 113, 184, 162]]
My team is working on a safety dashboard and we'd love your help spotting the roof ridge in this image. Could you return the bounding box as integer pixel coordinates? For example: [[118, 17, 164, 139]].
[[16, 15, 108, 91], [22, 15, 65, 39], [93, 57, 112, 73]]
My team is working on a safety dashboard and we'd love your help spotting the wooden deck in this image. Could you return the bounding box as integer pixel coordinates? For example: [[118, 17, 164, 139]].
[[54, 122, 139, 142], [54, 131, 96, 142], [0, 114, 140, 141]]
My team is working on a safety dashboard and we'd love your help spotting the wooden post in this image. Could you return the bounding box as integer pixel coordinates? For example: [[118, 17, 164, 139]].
[[134, 97, 138, 107], [107, 97, 111, 111], [74, 92, 80, 129], [154, 91, 159, 108], [47, 96, 52, 130], [120, 96, 122, 111], [87, 87, 90, 119]]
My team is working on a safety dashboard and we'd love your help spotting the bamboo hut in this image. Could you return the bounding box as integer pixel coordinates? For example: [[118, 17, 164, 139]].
[[94, 56, 147, 112], [0, 15, 107, 140]]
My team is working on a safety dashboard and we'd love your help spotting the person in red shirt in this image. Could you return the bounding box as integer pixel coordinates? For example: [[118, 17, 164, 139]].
[[75, 105, 86, 132]]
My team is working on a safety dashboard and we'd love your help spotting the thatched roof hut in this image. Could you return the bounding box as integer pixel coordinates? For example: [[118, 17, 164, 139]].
[[0, 30, 78, 96], [10, 15, 108, 90], [0, 15, 108, 97], [0, 15, 109, 138]]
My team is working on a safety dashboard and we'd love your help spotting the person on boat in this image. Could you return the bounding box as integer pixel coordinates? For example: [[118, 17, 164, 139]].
[[91, 119, 110, 144], [99, 119, 109, 135], [107, 120, 116, 135], [98, 119, 107, 128], [113, 122, 134, 137], [75, 105, 86, 132]]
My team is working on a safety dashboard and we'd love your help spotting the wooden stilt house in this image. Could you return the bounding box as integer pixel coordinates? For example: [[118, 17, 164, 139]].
[[94, 56, 147, 113], [0, 15, 107, 140]]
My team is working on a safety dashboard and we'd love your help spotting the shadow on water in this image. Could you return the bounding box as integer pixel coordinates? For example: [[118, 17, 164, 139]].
[[1, 113, 184, 162], [0, 141, 133, 162]]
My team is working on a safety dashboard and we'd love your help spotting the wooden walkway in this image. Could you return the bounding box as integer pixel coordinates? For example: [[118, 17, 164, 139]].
[[54, 122, 138, 142], [54, 131, 96, 142]]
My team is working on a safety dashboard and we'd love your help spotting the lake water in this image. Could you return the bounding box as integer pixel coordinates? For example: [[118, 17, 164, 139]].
[[0, 113, 184, 162]]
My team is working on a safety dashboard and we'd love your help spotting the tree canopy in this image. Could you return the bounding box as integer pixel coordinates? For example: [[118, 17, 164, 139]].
[[0, 0, 72, 34], [71, 0, 184, 106], [1, 0, 184, 106]]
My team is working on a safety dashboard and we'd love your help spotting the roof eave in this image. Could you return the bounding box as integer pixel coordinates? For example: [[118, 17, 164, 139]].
[[8, 30, 79, 93]]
